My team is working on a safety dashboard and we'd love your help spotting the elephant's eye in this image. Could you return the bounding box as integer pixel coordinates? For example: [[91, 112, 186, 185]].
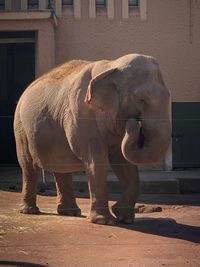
[[139, 99, 145, 104]]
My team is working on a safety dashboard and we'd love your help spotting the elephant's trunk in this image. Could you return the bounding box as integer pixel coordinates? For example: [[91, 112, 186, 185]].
[[121, 117, 171, 165]]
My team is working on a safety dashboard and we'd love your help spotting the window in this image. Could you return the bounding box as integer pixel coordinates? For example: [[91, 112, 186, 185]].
[[28, 0, 39, 9], [129, 0, 139, 6], [62, 0, 73, 5], [0, 0, 4, 10], [96, 0, 106, 6]]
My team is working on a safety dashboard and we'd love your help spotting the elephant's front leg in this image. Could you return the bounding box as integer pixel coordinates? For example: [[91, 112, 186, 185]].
[[54, 172, 81, 216], [84, 142, 116, 225], [109, 149, 139, 224]]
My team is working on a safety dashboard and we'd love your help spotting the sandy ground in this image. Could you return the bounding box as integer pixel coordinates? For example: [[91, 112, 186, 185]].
[[0, 190, 200, 267]]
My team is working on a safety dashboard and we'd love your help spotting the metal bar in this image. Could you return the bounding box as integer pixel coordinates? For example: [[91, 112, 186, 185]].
[[122, 0, 129, 19], [89, 0, 96, 19], [189, 0, 193, 44], [74, 0, 81, 19], [5, 0, 12, 10], [21, 0, 28, 10], [0, 38, 35, 43], [39, 0, 47, 10], [54, 0, 62, 18], [140, 0, 147, 21], [107, 0, 114, 19]]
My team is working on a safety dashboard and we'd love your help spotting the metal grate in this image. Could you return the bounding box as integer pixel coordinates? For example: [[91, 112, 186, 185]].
[[62, 0, 73, 5], [129, 0, 139, 6], [28, 0, 39, 9], [96, 0, 105, 6]]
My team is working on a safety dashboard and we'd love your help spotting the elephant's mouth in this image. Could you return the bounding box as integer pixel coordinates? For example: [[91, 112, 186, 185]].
[[137, 125, 145, 149]]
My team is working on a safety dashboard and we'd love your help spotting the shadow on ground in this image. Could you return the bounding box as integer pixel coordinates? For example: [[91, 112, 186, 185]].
[[0, 261, 48, 267], [118, 217, 200, 244], [8, 208, 200, 244]]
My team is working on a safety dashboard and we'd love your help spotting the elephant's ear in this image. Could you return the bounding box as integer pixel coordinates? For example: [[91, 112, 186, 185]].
[[85, 68, 120, 116]]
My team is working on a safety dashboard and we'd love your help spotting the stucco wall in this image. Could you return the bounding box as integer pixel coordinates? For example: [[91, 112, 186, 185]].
[[55, 0, 200, 102]]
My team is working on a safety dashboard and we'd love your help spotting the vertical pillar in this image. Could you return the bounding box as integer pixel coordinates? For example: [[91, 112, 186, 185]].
[[140, 0, 147, 21], [5, 0, 12, 10], [164, 101, 172, 170], [107, 0, 114, 19], [55, 0, 62, 18], [164, 144, 173, 171], [21, 0, 28, 10], [39, 0, 47, 10], [89, 0, 96, 19], [74, 0, 81, 19], [122, 0, 129, 19], [35, 24, 55, 77]]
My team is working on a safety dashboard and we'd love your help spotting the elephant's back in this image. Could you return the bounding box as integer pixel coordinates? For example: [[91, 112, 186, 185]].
[[47, 60, 91, 80], [16, 59, 94, 123]]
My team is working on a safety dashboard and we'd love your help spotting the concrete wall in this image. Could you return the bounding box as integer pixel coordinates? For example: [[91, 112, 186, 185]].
[[55, 0, 200, 102]]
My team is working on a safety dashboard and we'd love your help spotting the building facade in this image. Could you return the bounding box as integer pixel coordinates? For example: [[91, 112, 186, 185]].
[[0, 0, 200, 169]]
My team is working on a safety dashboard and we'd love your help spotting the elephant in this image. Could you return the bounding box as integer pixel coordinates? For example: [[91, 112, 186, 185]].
[[14, 54, 171, 225]]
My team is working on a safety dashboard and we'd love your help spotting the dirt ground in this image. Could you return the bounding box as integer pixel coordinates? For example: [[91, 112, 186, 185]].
[[0, 190, 200, 267]]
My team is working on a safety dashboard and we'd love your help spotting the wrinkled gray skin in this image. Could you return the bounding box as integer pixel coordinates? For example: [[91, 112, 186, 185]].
[[14, 54, 171, 225]]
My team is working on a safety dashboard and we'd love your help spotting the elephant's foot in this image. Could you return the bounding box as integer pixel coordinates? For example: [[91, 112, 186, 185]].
[[57, 204, 81, 216], [88, 209, 116, 225], [112, 203, 135, 224], [20, 205, 40, 214]]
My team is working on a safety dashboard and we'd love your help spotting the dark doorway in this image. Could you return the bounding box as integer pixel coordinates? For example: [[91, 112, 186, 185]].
[[172, 102, 200, 169], [0, 42, 35, 165]]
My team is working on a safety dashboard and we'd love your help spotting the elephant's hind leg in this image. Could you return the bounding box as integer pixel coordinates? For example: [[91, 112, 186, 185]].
[[15, 122, 40, 214], [20, 165, 40, 214], [54, 172, 81, 216]]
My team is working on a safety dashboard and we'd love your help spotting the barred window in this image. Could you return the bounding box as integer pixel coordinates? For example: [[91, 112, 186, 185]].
[[28, 0, 39, 9], [129, 0, 139, 6], [62, 0, 73, 5], [96, 0, 106, 6]]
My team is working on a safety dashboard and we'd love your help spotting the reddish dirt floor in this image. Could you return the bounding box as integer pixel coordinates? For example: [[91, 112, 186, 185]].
[[0, 190, 200, 267]]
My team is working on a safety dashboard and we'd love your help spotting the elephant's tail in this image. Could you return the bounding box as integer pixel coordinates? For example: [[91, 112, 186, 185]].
[[42, 169, 47, 185]]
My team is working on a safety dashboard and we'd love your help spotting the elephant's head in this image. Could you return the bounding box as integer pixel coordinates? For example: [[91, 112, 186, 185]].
[[85, 54, 171, 165]]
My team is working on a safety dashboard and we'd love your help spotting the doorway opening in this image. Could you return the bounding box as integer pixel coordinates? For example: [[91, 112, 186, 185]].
[[172, 102, 200, 169], [0, 32, 35, 165]]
